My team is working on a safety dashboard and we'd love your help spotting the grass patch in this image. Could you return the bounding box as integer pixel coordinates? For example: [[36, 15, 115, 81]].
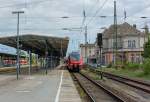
[[81, 69, 103, 80], [101, 67, 150, 81]]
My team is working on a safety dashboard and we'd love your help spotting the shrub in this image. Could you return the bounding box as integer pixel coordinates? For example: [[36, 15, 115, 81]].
[[125, 62, 140, 70], [143, 58, 150, 75], [143, 40, 150, 58], [107, 63, 112, 68]]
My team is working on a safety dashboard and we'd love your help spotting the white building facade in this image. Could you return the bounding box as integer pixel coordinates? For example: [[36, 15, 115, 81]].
[[80, 44, 97, 63], [102, 22, 147, 65]]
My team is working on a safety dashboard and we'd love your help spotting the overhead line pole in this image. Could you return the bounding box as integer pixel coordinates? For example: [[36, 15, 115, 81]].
[[114, 1, 118, 66], [85, 25, 88, 63], [12, 11, 24, 80], [45, 40, 48, 74], [60, 39, 63, 65]]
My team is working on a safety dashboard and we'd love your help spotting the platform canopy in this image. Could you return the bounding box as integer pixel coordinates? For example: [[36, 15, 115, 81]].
[[0, 34, 69, 57]]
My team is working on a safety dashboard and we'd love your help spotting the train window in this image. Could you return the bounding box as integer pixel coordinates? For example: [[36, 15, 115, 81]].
[[70, 53, 80, 61]]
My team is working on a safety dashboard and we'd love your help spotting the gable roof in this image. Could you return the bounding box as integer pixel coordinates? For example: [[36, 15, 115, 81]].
[[102, 22, 144, 38]]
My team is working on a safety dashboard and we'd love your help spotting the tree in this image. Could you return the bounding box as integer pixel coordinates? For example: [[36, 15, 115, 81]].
[[143, 39, 150, 58], [31, 54, 37, 65]]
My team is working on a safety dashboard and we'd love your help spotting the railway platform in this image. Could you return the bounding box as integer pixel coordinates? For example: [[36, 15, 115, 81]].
[[0, 68, 81, 102], [59, 70, 81, 102]]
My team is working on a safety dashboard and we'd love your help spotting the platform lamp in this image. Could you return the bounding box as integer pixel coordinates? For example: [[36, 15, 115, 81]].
[[12, 11, 24, 80]]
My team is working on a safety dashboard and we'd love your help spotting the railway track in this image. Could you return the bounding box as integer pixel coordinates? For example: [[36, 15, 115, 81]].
[[73, 72, 127, 102], [87, 67, 150, 95], [102, 71, 150, 94]]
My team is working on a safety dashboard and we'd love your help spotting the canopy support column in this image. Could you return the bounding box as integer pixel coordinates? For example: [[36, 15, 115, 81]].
[[28, 50, 32, 75], [50, 52, 52, 69], [45, 40, 48, 75], [36, 54, 39, 72]]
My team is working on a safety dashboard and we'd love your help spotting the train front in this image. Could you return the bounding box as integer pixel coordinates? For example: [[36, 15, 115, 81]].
[[67, 52, 83, 72]]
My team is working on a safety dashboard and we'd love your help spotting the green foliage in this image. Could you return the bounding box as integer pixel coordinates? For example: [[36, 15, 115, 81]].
[[20, 50, 27, 58], [125, 62, 140, 70], [143, 40, 150, 75], [143, 40, 150, 58], [31, 54, 37, 64], [116, 61, 123, 65], [143, 58, 150, 75], [107, 63, 113, 68]]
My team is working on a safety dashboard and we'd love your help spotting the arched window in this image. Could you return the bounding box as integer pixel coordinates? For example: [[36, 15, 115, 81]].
[[132, 40, 136, 48], [128, 40, 131, 48]]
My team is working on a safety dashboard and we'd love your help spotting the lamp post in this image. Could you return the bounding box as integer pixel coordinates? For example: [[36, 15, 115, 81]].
[[12, 11, 24, 80]]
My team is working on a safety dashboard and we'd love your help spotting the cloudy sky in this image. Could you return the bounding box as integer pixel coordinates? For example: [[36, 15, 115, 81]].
[[0, 0, 149, 53]]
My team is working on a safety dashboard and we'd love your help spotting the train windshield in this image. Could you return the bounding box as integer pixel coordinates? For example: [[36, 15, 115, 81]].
[[70, 53, 80, 61]]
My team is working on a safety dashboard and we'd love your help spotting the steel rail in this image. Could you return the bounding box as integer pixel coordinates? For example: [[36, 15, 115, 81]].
[[72, 73, 96, 102], [103, 71, 150, 87], [102, 71, 150, 93], [87, 67, 150, 94], [80, 72, 127, 102], [73, 72, 125, 102]]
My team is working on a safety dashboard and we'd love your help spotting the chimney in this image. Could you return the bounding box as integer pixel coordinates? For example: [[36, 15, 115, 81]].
[[133, 24, 136, 29]]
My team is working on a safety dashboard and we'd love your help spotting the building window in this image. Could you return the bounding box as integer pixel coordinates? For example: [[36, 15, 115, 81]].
[[128, 40, 132, 48], [128, 40, 136, 48], [89, 49, 91, 55], [113, 42, 117, 48], [136, 54, 141, 63], [132, 40, 136, 48]]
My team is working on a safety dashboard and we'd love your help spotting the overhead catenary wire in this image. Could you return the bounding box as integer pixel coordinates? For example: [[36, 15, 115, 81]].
[[80, 0, 109, 43], [80, 0, 101, 33], [119, 2, 150, 24], [0, 0, 149, 38], [79, 0, 87, 36], [87, 0, 100, 16], [0, 0, 53, 9], [0, 15, 147, 20], [82, 0, 100, 27], [85, 0, 109, 26], [127, 3, 150, 19], [80, 0, 87, 28]]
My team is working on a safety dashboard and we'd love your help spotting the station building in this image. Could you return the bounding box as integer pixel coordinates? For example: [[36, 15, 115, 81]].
[[102, 22, 147, 65]]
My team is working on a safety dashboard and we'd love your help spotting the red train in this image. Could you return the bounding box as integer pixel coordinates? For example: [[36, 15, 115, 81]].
[[3, 59, 28, 65], [66, 52, 83, 72]]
